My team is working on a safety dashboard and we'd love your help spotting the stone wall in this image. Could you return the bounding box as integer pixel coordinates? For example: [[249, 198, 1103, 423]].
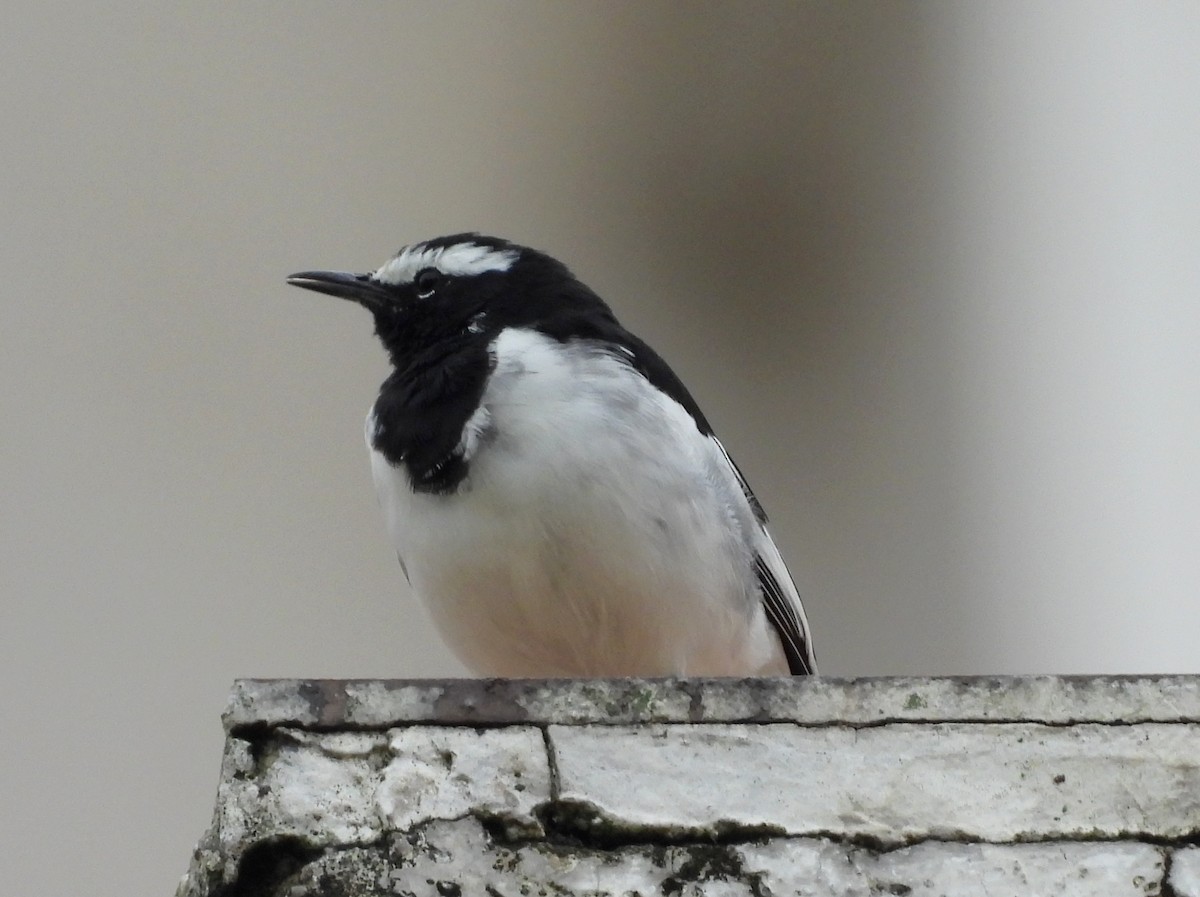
[[177, 677, 1200, 896]]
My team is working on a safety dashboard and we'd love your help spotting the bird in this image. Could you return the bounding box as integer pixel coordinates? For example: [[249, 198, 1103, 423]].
[[287, 233, 815, 677]]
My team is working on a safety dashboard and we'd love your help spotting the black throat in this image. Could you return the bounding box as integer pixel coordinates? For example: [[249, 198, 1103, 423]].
[[370, 335, 494, 495]]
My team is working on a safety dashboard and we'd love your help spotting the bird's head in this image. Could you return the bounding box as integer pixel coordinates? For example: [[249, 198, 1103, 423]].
[[287, 233, 611, 366]]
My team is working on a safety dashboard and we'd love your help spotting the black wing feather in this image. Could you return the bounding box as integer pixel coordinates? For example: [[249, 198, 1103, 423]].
[[755, 553, 814, 675]]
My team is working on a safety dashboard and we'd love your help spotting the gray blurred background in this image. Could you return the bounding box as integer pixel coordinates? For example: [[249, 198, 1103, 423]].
[[2, 3, 1198, 894]]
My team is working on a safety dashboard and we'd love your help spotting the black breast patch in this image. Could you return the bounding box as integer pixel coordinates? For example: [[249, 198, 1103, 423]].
[[370, 342, 493, 495]]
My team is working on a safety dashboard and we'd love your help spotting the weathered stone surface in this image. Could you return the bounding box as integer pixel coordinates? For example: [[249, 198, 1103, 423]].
[[215, 730, 385, 855], [180, 677, 1200, 896], [190, 817, 1166, 897], [745, 839, 1165, 897], [1173, 848, 1200, 897], [179, 725, 549, 896], [551, 721, 1200, 844], [375, 727, 548, 837], [223, 675, 1200, 730]]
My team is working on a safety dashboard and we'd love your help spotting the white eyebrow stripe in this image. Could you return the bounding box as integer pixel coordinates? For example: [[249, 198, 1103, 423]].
[[371, 242, 519, 286]]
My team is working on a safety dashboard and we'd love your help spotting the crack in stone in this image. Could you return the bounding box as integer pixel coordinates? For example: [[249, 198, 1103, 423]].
[[228, 717, 1200, 740], [528, 797, 789, 851], [519, 801, 1200, 855], [539, 725, 561, 801], [227, 719, 534, 739], [1161, 847, 1179, 897]]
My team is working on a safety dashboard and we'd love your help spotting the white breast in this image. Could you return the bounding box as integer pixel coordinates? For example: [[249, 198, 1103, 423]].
[[368, 328, 789, 676]]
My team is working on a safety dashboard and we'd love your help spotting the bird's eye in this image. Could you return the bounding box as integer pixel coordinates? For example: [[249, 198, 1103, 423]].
[[414, 268, 442, 298]]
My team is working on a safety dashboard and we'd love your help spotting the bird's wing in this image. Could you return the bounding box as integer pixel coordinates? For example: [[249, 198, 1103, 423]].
[[754, 526, 816, 674], [711, 436, 817, 675], [599, 327, 817, 676]]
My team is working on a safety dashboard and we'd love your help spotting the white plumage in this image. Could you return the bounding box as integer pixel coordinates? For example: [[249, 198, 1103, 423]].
[[368, 328, 797, 676], [372, 242, 518, 286]]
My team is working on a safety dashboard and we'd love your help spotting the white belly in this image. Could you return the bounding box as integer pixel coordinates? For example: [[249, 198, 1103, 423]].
[[369, 329, 788, 676]]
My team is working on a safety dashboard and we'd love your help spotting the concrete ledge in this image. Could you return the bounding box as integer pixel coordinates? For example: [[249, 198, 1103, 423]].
[[179, 677, 1200, 897], [223, 675, 1200, 728]]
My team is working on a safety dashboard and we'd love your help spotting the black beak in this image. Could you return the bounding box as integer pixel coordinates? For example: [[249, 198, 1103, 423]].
[[286, 270, 392, 311]]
